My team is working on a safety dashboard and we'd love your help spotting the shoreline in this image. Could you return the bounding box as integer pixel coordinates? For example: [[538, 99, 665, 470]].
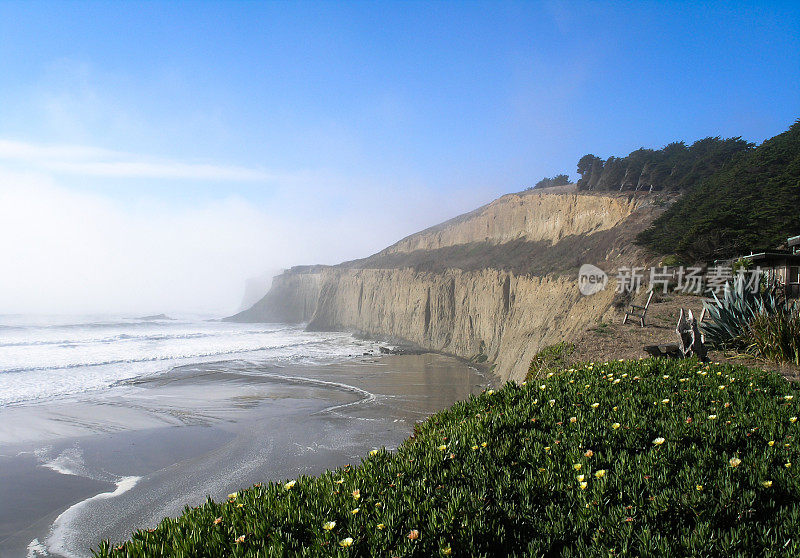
[[93, 358, 800, 557], [0, 352, 488, 557]]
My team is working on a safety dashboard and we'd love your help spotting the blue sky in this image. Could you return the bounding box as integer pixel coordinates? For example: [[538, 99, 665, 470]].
[[0, 1, 798, 314]]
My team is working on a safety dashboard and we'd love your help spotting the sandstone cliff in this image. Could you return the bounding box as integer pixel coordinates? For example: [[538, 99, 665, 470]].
[[228, 188, 661, 382]]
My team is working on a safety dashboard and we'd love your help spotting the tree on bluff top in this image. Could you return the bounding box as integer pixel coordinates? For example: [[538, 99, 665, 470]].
[[533, 174, 571, 189]]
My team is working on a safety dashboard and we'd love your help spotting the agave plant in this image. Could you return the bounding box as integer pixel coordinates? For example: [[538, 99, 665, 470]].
[[701, 274, 782, 350]]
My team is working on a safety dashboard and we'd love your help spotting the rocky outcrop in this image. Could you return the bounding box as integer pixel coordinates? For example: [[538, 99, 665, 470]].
[[230, 189, 660, 382], [227, 269, 324, 323]]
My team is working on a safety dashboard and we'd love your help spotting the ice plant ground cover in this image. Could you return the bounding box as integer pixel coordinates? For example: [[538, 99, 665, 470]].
[[95, 359, 800, 557]]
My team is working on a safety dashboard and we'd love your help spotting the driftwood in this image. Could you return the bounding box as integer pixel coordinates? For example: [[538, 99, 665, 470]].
[[676, 308, 709, 362], [643, 309, 709, 361], [643, 344, 683, 358]]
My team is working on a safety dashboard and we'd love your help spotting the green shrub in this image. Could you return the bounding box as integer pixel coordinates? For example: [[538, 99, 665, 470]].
[[659, 254, 683, 267], [745, 306, 800, 365], [96, 359, 800, 557], [526, 341, 576, 382], [703, 275, 800, 364]]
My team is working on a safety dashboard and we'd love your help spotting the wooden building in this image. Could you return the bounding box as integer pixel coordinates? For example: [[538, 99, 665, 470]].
[[742, 235, 800, 298]]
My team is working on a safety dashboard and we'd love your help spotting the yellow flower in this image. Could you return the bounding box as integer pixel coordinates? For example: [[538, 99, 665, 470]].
[[352, 489, 360, 500], [377, 523, 386, 530], [284, 480, 296, 490], [696, 485, 703, 491], [653, 437, 665, 445], [481, 442, 487, 447], [438, 445, 447, 451], [708, 415, 717, 420], [786, 462, 792, 468], [369, 449, 379, 456], [544, 446, 551, 452], [613, 379, 621, 384], [791, 417, 798, 423], [441, 546, 453, 555], [375, 502, 383, 508], [785, 395, 794, 400], [235, 535, 245, 544], [213, 517, 222, 525], [407, 529, 420, 540], [570, 416, 577, 423], [595, 469, 606, 479], [351, 508, 360, 515], [227, 492, 238, 500], [729, 457, 742, 468], [487, 389, 494, 395], [612, 423, 621, 430], [719, 385, 726, 390], [768, 440, 775, 446], [591, 403, 600, 409], [577, 474, 585, 482], [323, 521, 336, 531], [471, 445, 479, 450], [339, 537, 353, 547], [612, 406, 618, 412], [584, 450, 594, 458], [662, 375, 670, 379], [580, 481, 588, 490], [540, 384, 547, 390], [549, 399, 556, 406], [573, 463, 582, 471], [762, 480, 773, 488], [335, 479, 344, 485]]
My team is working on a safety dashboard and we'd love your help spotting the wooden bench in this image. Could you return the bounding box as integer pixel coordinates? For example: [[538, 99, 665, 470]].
[[623, 290, 654, 327]]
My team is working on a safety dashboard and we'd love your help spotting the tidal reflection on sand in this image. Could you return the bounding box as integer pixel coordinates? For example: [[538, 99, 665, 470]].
[[0, 353, 490, 557]]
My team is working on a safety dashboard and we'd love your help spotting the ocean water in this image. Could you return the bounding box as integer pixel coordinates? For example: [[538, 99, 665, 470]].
[[0, 315, 487, 557], [0, 314, 384, 406]]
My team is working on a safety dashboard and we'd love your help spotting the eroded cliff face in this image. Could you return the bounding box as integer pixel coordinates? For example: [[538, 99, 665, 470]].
[[230, 190, 658, 382], [228, 270, 324, 324], [380, 190, 640, 254]]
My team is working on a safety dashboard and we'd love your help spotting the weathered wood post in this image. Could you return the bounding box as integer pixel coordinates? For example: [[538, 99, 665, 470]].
[[676, 308, 709, 362]]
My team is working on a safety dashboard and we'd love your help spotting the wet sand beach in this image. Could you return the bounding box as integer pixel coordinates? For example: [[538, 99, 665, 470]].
[[0, 353, 490, 557]]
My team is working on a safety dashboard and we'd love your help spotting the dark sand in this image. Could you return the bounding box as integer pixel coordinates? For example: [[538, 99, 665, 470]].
[[0, 353, 490, 557]]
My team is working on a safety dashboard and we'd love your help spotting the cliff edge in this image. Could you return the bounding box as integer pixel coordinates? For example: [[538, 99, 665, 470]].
[[228, 187, 663, 382]]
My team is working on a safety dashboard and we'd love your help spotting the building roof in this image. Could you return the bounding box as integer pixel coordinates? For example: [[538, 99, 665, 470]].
[[743, 251, 800, 264], [789, 235, 800, 247]]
